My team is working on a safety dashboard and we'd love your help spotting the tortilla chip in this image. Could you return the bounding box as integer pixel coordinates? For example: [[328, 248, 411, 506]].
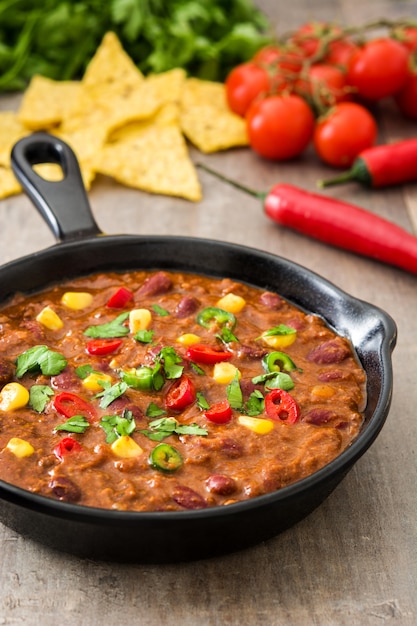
[[17, 75, 82, 130], [82, 31, 144, 103], [0, 112, 30, 166], [0, 165, 21, 199], [180, 78, 248, 153], [95, 105, 202, 202]]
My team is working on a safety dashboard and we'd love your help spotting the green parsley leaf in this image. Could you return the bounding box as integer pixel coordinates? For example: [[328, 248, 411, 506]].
[[134, 329, 155, 343], [245, 390, 264, 416], [152, 304, 170, 316], [84, 312, 129, 338], [75, 364, 94, 379], [96, 381, 128, 409], [252, 371, 294, 391], [175, 423, 208, 436], [29, 385, 54, 413], [157, 346, 184, 379], [196, 392, 210, 410], [140, 416, 207, 441], [226, 372, 243, 410], [146, 402, 166, 418], [55, 415, 90, 434], [100, 410, 136, 444], [15, 345, 67, 378]]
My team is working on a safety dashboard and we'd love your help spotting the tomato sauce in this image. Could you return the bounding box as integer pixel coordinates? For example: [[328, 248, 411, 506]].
[[0, 270, 366, 511]]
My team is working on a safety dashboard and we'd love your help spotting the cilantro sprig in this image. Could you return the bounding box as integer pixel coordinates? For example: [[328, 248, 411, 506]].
[[100, 410, 136, 444], [55, 415, 90, 434], [16, 345, 67, 378], [84, 312, 129, 339], [140, 417, 207, 442], [29, 384, 54, 413]]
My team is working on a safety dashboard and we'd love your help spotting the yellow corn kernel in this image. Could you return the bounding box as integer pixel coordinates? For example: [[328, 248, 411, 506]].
[[238, 415, 274, 434], [0, 382, 30, 411], [176, 333, 201, 346], [36, 305, 64, 330], [129, 308, 152, 334], [216, 293, 246, 314], [111, 435, 143, 458], [6, 437, 35, 458], [261, 333, 296, 349], [212, 362, 241, 384], [82, 372, 112, 392], [311, 384, 335, 398], [61, 291, 93, 310]]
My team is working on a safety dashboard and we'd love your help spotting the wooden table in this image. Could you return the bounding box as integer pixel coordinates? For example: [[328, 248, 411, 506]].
[[0, 1, 416, 623]]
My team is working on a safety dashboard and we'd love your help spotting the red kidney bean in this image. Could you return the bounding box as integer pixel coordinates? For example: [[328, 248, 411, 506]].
[[20, 319, 45, 341], [50, 368, 81, 391], [136, 271, 173, 296], [49, 476, 81, 503], [259, 291, 283, 309], [219, 438, 244, 458], [206, 474, 237, 496], [307, 339, 351, 364], [172, 485, 208, 509], [303, 408, 335, 425], [317, 369, 346, 382], [175, 295, 199, 318], [236, 344, 268, 360], [0, 358, 14, 386]]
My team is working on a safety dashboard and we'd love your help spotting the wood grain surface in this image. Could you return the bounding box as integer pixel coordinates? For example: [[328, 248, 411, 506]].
[[0, 1, 416, 624]]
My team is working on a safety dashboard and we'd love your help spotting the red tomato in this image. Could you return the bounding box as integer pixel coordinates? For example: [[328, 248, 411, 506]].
[[290, 21, 342, 58], [347, 38, 409, 100], [246, 94, 315, 161], [324, 37, 359, 68], [186, 344, 232, 365], [253, 45, 303, 73], [395, 68, 417, 120], [53, 437, 82, 460], [313, 102, 377, 167], [392, 26, 417, 53], [53, 392, 98, 422], [86, 338, 123, 356], [264, 389, 300, 424], [204, 400, 233, 424], [225, 62, 270, 117], [165, 375, 196, 411], [299, 63, 350, 106]]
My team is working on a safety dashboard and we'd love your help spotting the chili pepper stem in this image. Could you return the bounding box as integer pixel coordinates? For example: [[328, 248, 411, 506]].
[[317, 169, 357, 187], [197, 163, 266, 200]]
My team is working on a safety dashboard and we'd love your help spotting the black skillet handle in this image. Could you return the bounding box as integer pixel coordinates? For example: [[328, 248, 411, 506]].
[[11, 132, 102, 242]]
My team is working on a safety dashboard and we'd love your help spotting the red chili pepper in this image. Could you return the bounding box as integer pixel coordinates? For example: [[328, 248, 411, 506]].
[[198, 163, 417, 276], [319, 138, 417, 188], [53, 392, 97, 422], [86, 338, 123, 356], [264, 389, 300, 423], [204, 400, 233, 424], [53, 437, 82, 460], [165, 375, 196, 411], [186, 344, 232, 364], [106, 287, 133, 308]]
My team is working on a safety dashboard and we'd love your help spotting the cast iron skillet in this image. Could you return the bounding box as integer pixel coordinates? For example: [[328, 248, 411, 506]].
[[0, 133, 396, 563]]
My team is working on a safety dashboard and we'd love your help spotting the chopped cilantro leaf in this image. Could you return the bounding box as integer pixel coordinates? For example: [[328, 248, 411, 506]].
[[84, 312, 129, 338], [16, 345, 67, 378], [96, 381, 128, 409], [29, 384, 54, 413], [100, 410, 136, 444], [134, 329, 155, 343], [55, 415, 90, 434], [146, 403, 166, 418], [226, 373, 243, 409], [152, 304, 170, 316]]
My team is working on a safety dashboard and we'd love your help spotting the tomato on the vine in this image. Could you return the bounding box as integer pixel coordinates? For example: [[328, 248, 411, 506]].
[[395, 68, 417, 120], [246, 94, 315, 160], [225, 61, 270, 117], [392, 26, 417, 53], [347, 37, 409, 100], [324, 37, 359, 68], [298, 63, 351, 107], [290, 21, 342, 58], [313, 102, 377, 167]]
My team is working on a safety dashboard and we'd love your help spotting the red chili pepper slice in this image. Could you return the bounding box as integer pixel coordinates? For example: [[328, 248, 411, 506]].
[[204, 400, 232, 424], [186, 344, 232, 365], [165, 375, 196, 411], [86, 338, 123, 356], [264, 389, 300, 424], [106, 287, 133, 308], [53, 437, 82, 460], [53, 392, 97, 422]]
